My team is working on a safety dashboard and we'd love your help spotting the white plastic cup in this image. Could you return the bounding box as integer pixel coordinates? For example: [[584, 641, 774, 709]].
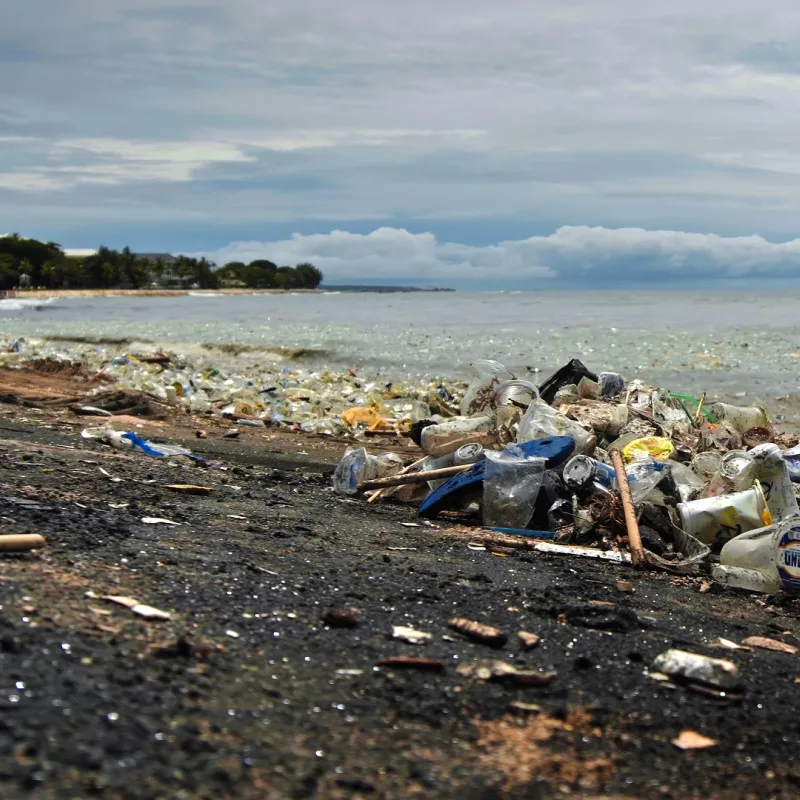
[[677, 483, 769, 546]]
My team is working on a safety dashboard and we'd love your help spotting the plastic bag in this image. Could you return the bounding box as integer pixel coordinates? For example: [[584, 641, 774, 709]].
[[516, 399, 592, 454], [332, 448, 404, 496], [461, 360, 515, 416], [482, 446, 546, 528], [626, 458, 668, 504]]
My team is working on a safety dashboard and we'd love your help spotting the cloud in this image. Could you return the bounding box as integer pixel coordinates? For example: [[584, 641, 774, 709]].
[[186, 225, 800, 288], [7, 1, 800, 247]]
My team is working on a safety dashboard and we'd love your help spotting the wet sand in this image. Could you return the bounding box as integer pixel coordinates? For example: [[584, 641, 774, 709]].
[[1, 394, 800, 798]]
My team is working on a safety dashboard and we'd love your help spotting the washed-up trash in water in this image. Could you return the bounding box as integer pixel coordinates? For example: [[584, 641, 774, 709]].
[[448, 617, 507, 647], [164, 484, 213, 495], [0, 534, 45, 551], [142, 517, 182, 526], [392, 626, 432, 644], [741, 636, 798, 654], [99, 594, 171, 621], [82, 426, 202, 461], [482, 447, 546, 529], [714, 516, 800, 593], [677, 483, 770, 547], [651, 649, 740, 690], [622, 437, 674, 463], [456, 660, 556, 686], [333, 448, 404, 496], [672, 730, 718, 750]]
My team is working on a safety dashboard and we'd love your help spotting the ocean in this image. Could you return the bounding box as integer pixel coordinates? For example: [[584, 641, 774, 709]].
[[1, 290, 799, 420]]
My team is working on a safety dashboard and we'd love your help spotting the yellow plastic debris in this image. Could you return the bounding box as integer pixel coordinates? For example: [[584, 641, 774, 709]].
[[622, 437, 674, 463], [341, 407, 384, 428]]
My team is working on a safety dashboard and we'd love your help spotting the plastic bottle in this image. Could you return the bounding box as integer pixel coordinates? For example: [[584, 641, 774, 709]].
[[332, 448, 404, 496], [713, 516, 800, 593], [420, 415, 497, 457], [709, 403, 769, 435]]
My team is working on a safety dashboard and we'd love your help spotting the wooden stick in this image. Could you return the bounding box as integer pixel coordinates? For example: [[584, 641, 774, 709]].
[[0, 534, 46, 552], [609, 450, 646, 569], [693, 392, 707, 424], [367, 456, 427, 503], [360, 463, 470, 491]]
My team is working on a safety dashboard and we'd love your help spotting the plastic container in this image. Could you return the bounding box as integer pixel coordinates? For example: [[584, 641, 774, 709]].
[[491, 380, 539, 410], [713, 516, 800, 593], [709, 403, 769, 435], [420, 415, 496, 457], [422, 443, 485, 489], [677, 483, 770, 546], [332, 448, 404, 495]]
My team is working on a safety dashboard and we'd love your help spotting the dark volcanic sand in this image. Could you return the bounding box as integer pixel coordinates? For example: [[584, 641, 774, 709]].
[[1, 412, 800, 799]]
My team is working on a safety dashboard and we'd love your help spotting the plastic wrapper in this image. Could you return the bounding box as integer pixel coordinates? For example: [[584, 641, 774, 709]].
[[482, 446, 546, 529]]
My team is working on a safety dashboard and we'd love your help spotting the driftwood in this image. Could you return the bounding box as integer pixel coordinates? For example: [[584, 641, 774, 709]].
[[359, 464, 470, 491]]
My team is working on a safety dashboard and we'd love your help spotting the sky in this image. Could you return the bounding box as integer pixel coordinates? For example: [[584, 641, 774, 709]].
[[4, 1, 800, 288]]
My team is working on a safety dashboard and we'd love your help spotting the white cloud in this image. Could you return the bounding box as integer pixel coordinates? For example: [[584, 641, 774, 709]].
[[187, 225, 800, 286]]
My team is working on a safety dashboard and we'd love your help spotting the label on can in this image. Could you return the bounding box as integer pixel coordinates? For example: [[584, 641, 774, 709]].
[[777, 525, 800, 590]]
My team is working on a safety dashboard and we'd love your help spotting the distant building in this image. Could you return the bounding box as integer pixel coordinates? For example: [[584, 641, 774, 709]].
[[63, 249, 190, 289], [18, 272, 31, 288]]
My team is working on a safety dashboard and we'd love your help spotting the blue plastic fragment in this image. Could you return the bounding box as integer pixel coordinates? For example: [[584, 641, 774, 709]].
[[121, 432, 206, 463]]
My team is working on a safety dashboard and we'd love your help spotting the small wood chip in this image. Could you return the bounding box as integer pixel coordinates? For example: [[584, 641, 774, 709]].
[[392, 626, 432, 645], [672, 730, 718, 750], [164, 485, 213, 495], [377, 656, 444, 671], [518, 631, 541, 650], [457, 660, 556, 687], [508, 701, 542, 714], [711, 638, 746, 651], [698, 580, 712, 594], [616, 580, 635, 593], [322, 609, 359, 628], [141, 517, 182, 526], [449, 617, 507, 647], [742, 636, 798, 654], [101, 595, 171, 620]]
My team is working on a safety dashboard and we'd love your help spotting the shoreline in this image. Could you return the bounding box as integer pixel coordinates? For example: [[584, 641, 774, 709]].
[[3, 288, 324, 299]]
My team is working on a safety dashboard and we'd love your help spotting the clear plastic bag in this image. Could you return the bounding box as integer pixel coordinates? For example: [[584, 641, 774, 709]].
[[516, 399, 592, 454], [626, 458, 668, 504], [460, 360, 515, 416], [482, 446, 546, 528]]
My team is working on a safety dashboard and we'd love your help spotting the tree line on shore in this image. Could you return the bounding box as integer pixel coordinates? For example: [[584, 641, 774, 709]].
[[0, 234, 323, 291]]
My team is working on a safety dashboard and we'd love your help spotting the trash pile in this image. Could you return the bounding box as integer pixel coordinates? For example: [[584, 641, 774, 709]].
[[1, 337, 446, 435], [334, 358, 800, 594]]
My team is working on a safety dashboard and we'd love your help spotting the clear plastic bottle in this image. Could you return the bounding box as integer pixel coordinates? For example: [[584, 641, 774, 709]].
[[332, 448, 404, 495]]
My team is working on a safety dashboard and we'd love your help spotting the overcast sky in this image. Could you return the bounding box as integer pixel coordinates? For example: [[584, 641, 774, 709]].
[[5, 0, 800, 287]]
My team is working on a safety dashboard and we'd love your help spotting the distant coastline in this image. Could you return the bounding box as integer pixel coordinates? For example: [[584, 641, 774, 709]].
[[3, 285, 453, 299]]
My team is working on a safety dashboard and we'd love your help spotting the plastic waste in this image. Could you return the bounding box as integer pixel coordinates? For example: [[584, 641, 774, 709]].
[[677, 482, 770, 547], [598, 372, 625, 398], [516, 399, 592, 454], [718, 443, 800, 521], [482, 446, 546, 529], [709, 403, 769, 435], [461, 360, 515, 416], [713, 516, 800, 593], [420, 415, 497, 457], [622, 437, 674, 463], [421, 443, 485, 489], [785, 444, 800, 483], [690, 451, 722, 481], [563, 455, 616, 493], [491, 380, 539, 410], [665, 461, 705, 504], [626, 458, 668, 504], [538, 359, 598, 405], [332, 448, 404, 496]]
